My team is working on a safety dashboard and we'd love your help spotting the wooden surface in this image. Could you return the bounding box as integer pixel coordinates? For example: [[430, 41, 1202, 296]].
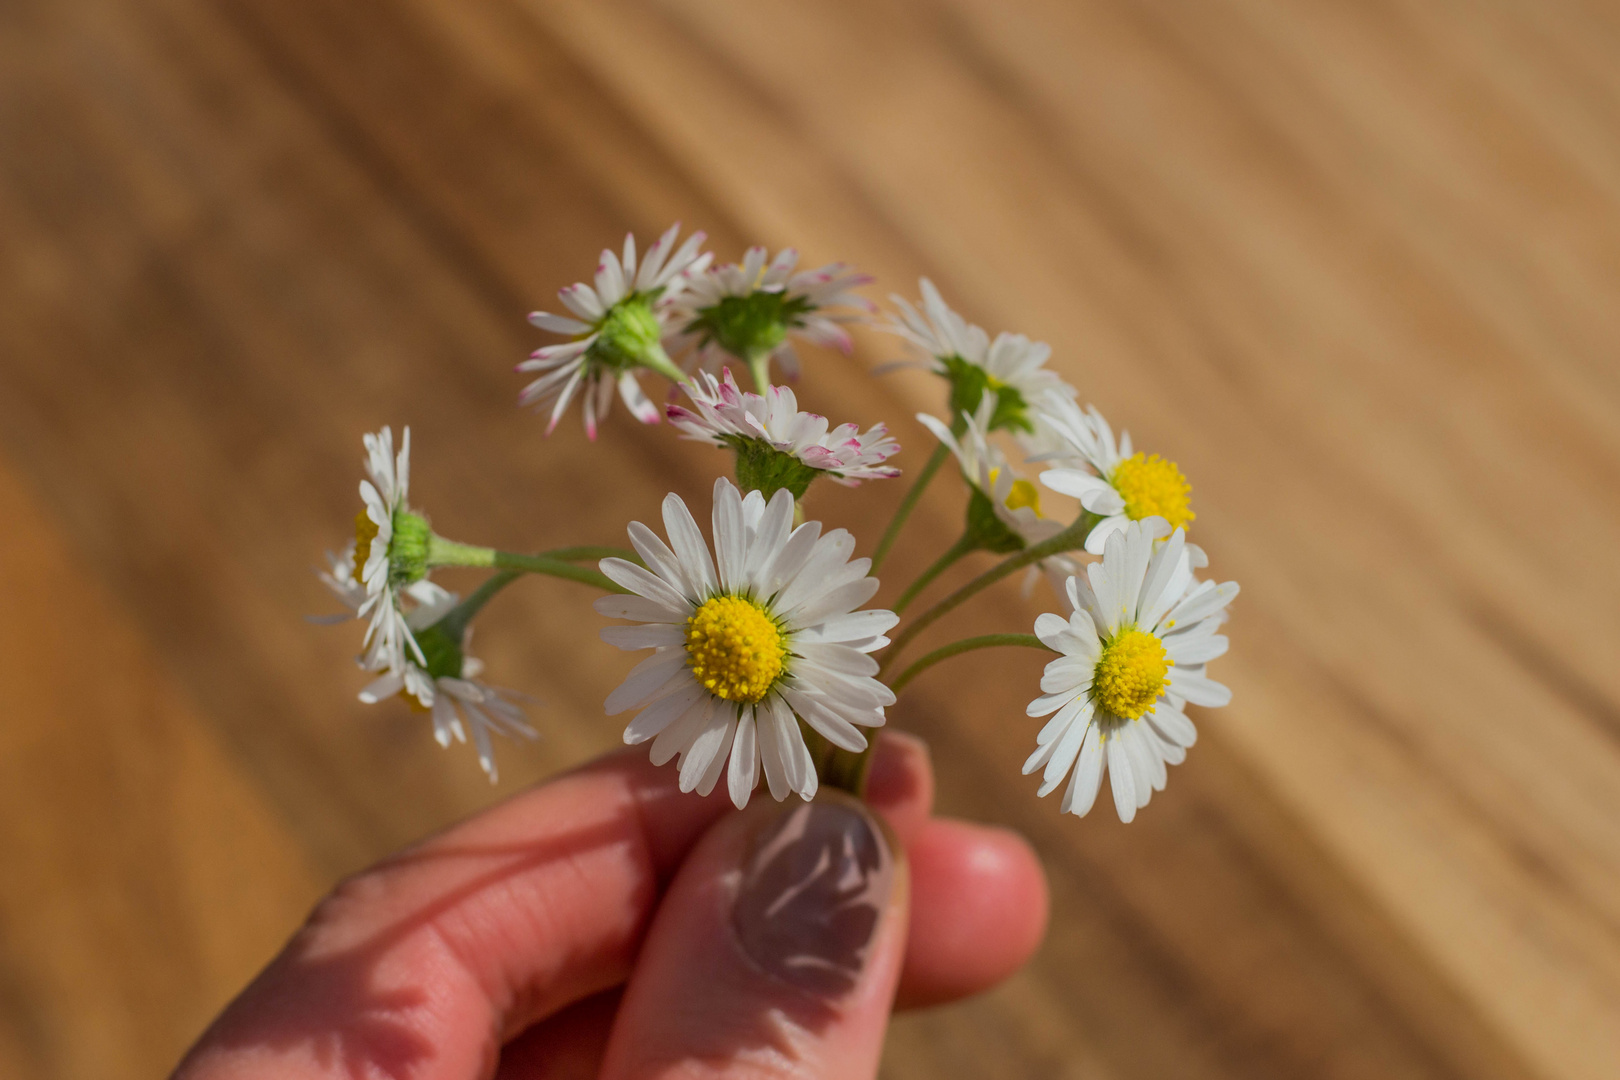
[[2, 1, 1618, 1077]]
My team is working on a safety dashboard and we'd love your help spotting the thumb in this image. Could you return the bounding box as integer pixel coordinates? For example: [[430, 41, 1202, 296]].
[[597, 791, 908, 1079]]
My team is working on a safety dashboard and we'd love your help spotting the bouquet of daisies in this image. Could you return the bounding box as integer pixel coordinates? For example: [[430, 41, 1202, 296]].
[[317, 224, 1238, 824]]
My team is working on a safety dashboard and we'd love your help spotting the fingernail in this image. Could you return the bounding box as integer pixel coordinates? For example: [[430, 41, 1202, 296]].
[[731, 796, 895, 998]]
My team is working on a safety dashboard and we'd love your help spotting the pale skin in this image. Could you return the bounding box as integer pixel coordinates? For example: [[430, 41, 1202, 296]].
[[173, 731, 1049, 1079]]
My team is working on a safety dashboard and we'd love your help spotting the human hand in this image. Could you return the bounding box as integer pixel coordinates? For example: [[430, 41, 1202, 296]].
[[172, 732, 1048, 1079]]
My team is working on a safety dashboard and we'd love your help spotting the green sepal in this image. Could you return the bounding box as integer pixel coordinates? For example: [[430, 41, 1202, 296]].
[[411, 620, 466, 681], [728, 436, 822, 501], [389, 510, 433, 586], [963, 487, 1026, 555], [585, 293, 683, 381], [940, 355, 1031, 434], [689, 291, 814, 382]]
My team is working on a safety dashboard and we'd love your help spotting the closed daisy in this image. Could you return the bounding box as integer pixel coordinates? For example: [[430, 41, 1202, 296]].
[[594, 478, 898, 807], [670, 246, 874, 390], [668, 369, 900, 497], [1024, 521, 1238, 822], [887, 278, 1076, 451], [1037, 396, 1196, 554], [521, 223, 711, 438]]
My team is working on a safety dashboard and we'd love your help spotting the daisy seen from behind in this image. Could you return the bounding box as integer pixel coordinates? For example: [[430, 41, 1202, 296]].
[[667, 368, 900, 498], [887, 277, 1076, 453], [1024, 521, 1238, 822], [521, 223, 711, 438], [670, 246, 874, 391], [594, 477, 898, 808], [1037, 395, 1196, 554]]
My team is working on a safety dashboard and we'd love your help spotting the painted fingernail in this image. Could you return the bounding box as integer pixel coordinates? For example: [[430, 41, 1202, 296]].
[[731, 796, 894, 998]]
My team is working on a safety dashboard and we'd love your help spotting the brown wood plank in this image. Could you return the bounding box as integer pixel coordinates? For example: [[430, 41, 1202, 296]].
[[0, 455, 323, 1079], [0, 0, 1614, 1077]]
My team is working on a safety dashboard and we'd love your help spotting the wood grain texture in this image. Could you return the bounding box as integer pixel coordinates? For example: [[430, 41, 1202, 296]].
[[0, 0, 1616, 1077]]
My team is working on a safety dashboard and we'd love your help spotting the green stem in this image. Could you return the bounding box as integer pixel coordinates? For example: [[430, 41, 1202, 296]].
[[438, 569, 521, 640], [747, 349, 773, 394], [871, 441, 950, 573], [491, 551, 626, 593], [889, 634, 1054, 696], [642, 340, 688, 384], [893, 533, 977, 615], [878, 511, 1098, 675], [542, 545, 641, 564]]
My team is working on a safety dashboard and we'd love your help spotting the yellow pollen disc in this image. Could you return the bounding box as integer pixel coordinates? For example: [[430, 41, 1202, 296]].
[[685, 595, 787, 704], [1093, 628, 1171, 720], [1005, 478, 1042, 516], [987, 468, 1044, 517], [1110, 452, 1195, 529], [354, 509, 380, 574]]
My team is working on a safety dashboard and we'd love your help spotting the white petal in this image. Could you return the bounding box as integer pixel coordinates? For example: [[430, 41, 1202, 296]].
[[593, 593, 688, 624], [600, 558, 690, 613], [1165, 633, 1228, 665], [1106, 733, 1137, 823], [727, 709, 760, 808], [600, 623, 686, 650], [1167, 670, 1232, 708], [624, 681, 706, 744], [662, 493, 718, 598], [781, 688, 869, 752], [1038, 711, 1090, 796], [650, 695, 714, 766], [626, 521, 692, 599], [1147, 705, 1197, 748], [358, 672, 404, 704], [711, 477, 747, 592], [793, 609, 899, 646], [1062, 723, 1106, 816], [604, 650, 689, 715]]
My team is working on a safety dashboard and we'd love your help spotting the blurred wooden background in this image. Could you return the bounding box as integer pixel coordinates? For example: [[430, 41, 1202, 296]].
[[3, 0, 1619, 1077]]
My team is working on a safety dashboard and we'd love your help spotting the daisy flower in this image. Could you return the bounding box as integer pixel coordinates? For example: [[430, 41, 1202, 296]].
[[352, 426, 427, 674], [594, 478, 898, 808], [1024, 521, 1238, 822], [670, 246, 874, 389], [1036, 396, 1196, 555], [886, 278, 1076, 451], [917, 394, 1065, 556], [667, 369, 900, 498], [318, 552, 536, 782], [521, 223, 712, 439]]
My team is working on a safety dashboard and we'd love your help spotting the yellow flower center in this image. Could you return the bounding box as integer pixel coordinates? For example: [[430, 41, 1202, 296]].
[[685, 595, 787, 703], [1110, 452, 1195, 529], [354, 509, 380, 575], [1005, 477, 1042, 516], [1093, 628, 1171, 720], [988, 468, 1044, 517]]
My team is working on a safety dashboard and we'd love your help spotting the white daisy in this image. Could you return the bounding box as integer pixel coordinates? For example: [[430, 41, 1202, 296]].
[[670, 246, 874, 387], [886, 278, 1076, 451], [521, 223, 712, 439], [353, 426, 424, 674], [1036, 396, 1196, 555], [1024, 521, 1238, 822], [667, 369, 901, 495], [917, 394, 1064, 554], [318, 556, 536, 782], [594, 478, 898, 808]]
